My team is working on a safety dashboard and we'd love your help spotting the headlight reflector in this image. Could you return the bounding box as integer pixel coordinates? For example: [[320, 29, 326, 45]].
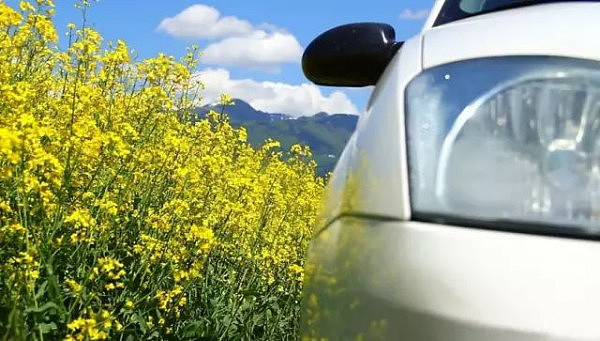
[[406, 57, 600, 233]]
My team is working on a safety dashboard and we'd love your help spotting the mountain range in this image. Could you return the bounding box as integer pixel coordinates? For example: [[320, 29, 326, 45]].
[[197, 99, 358, 175]]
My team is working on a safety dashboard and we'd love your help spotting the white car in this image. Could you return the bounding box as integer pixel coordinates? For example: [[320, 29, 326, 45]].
[[300, 0, 600, 340]]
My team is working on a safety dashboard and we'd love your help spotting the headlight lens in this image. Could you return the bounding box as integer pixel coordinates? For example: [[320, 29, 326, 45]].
[[406, 57, 600, 233]]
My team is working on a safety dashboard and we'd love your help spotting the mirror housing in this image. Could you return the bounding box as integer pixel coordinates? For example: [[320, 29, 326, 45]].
[[302, 23, 402, 87]]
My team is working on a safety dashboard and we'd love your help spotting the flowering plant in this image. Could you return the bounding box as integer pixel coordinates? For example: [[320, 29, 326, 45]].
[[0, 1, 324, 339]]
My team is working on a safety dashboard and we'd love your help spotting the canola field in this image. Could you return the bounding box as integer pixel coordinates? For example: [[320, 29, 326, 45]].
[[0, 1, 324, 339]]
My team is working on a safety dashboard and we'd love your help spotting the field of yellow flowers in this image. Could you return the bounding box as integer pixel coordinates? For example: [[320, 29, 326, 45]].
[[0, 1, 325, 339]]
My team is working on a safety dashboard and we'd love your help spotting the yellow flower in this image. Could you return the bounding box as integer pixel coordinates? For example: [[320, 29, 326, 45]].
[[0, 4, 22, 26], [97, 257, 124, 277], [0, 201, 11, 213], [67, 317, 86, 331], [3, 223, 25, 235], [65, 208, 95, 228], [18, 1, 35, 12], [65, 279, 82, 294], [219, 93, 234, 106], [0, 128, 20, 164]]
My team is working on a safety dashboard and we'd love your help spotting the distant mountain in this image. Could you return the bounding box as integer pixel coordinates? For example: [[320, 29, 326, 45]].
[[201, 99, 290, 123], [197, 99, 358, 175]]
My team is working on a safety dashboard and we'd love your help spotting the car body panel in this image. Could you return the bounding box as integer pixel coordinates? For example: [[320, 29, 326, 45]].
[[423, 3, 600, 69], [302, 217, 600, 340], [422, 0, 446, 31]]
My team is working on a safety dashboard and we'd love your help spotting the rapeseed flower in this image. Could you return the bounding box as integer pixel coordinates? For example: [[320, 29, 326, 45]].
[[0, 1, 324, 339]]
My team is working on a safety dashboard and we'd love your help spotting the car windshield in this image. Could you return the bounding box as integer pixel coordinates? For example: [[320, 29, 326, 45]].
[[435, 0, 600, 26]]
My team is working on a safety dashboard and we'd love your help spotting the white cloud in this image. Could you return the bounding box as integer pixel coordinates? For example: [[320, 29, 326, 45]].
[[399, 9, 430, 20], [157, 4, 253, 39], [202, 31, 303, 69], [197, 68, 360, 117], [157, 4, 304, 69]]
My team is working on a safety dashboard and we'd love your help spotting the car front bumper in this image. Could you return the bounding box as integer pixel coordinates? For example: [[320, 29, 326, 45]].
[[301, 216, 600, 340]]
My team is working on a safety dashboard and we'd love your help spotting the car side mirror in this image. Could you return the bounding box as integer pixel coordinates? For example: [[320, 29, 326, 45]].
[[302, 23, 402, 87]]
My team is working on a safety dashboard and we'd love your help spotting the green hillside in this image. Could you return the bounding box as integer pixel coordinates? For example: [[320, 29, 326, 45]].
[[199, 100, 358, 175]]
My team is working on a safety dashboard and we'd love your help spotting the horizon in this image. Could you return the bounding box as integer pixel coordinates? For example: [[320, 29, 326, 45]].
[[204, 97, 361, 118]]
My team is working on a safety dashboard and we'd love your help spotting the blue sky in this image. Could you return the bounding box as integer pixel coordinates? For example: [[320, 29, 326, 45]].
[[41, 0, 433, 116]]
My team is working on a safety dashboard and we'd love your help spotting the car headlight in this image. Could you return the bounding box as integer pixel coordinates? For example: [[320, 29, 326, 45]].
[[406, 57, 600, 234]]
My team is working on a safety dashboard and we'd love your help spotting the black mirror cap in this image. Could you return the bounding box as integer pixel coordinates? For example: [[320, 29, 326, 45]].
[[302, 23, 402, 87]]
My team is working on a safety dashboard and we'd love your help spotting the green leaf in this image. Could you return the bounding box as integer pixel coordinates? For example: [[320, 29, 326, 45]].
[[25, 302, 59, 314], [179, 321, 204, 338], [36, 322, 57, 334], [132, 312, 147, 333], [35, 281, 48, 300]]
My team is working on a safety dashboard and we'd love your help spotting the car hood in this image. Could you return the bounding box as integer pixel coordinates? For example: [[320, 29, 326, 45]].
[[422, 2, 600, 69]]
